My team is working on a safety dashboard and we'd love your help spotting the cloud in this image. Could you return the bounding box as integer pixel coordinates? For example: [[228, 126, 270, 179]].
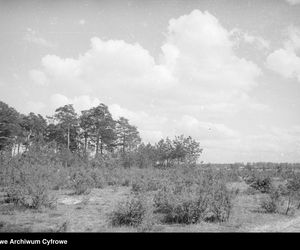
[[50, 94, 101, 113], [109, 104, 167, 144], [266, 49, 300, 80], [175, 115, 239, 140], [24, 101, 46, 114], [29, 9, 274, 162], [29, 69, 48, 86], [162, 10, 261, 92], [266, 26, 300, 81], [35, 9, 261, 106], [243, 33, 270, 50], [199, 125, 300, 163], [24, 28, 56, 49], [79, 19, 86, 25], [42, 55, 81, 77], [285, 0, 300, 5], [230, 28, 270, 50], [284, 25, 300, 51]]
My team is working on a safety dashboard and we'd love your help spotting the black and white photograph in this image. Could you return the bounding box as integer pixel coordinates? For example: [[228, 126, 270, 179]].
[[1, 0, 300, 235]]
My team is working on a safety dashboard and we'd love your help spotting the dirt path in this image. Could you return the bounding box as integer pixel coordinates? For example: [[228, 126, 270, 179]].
[[3, 186, 300, 232], [55, 186, 132, 232], [0, 187, 133, 232], [249, 215, 300, 232]]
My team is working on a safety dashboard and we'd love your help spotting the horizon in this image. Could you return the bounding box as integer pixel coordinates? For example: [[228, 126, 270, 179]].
[[1, 0, 300, 163]]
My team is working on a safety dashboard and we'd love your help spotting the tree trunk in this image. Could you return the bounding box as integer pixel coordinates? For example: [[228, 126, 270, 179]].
[[84, 132, 87, 154], [67, 125, 70, 150], [100, 138, 103, 155], [285, 196, 292, 215], [95, 129, 100, 158], [122, 134, 125, 153]]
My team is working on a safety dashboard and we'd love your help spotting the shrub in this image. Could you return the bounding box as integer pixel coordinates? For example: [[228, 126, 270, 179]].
[[131, 175, 163, 193], [163, 194, 209, 224], [245, 175, 273, 193], [70, 169, 94, 195], [109, 196, 147, 227], [286, 173, 300, 209], [153, 170, 233, 224], [260, 196, 278, 213], [4, 162, 56, 209], [154, 185, 209, 224], [89, 169, 106, 189], [260, 188, 281, 213], [209, 182, 232, 222], [52, 166, 71, 190], [6, 183, 56, 209]]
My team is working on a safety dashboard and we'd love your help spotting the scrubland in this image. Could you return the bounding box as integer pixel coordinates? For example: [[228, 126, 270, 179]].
[[1, 147, 300, 232]]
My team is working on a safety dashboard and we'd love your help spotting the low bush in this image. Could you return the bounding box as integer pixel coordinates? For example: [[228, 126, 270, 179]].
[[259, 188, 281, 213], [286, 173, 300, 209], [245, 175, 273, 193], [153, 174, 233, 224], [70, 169, 94, 195], [131, 175, 163, 193], [4, 163, 56, 209], [109, 196, 148, 227], [6, 183, 56, 209], [209, 182, 232, 222]]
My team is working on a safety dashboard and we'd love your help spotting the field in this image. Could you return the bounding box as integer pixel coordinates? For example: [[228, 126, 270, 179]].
[[1, 150, 300, 232], [1, 184, 300, 232]]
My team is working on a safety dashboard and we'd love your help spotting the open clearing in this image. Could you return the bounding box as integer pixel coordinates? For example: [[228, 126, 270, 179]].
[[1, 184, 300, 232]]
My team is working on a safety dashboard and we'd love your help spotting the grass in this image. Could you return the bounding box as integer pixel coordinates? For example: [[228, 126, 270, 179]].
[[1, 149, 300, 232], [0, 184, 299, 232]]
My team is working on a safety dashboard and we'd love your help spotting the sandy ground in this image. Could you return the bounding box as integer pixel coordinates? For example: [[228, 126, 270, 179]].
[[0, 187, 132, 232], [1, 186, 300, 232], [249, 215, 300, 232]]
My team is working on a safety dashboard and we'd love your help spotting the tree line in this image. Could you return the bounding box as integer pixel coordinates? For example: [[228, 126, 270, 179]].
[[0, 100, 202, 167]]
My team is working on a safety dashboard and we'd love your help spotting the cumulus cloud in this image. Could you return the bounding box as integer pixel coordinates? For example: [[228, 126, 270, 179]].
[[266, 49, 300, 80], [24, 101, 46, 114], [34, 9, 262, 107], [29, 9, 273, 162], [162, 10, 261, 92], [24, 28, 56, 49], [266, 26, 300, 81], [29, 69, 48, 86], [109, 103, 168, 144], [175, 115, 239, 140], [199, 125, 300, 163], [243, 33, 270, 50], [230, 28, 270, 50], [50, 93, 101, 113]]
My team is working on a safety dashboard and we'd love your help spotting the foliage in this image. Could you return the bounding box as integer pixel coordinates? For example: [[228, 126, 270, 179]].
[[115, 117, 141, 154], [155, 135, 203, 167], [52, 104, 79, 151], [153, 170, 233, 224], [260, 188, 281, 213], [82, 104, 116, 157], [5, 162, 57, 209], [70, 168, 94, 195], [0, 101, 21, 151], [109, 196, 147, 227], [6, 183, 56, 209], [244, 175, 273, 194]]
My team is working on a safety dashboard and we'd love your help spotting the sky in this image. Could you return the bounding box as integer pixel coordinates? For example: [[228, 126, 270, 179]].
[[1, 0, 300, 163]]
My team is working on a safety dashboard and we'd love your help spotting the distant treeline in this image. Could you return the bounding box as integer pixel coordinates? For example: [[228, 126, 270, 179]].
[[0, 100, 202, 167]]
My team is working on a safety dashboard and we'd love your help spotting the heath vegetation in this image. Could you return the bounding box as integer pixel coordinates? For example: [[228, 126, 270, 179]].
[[1, 100, 300, 231]]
